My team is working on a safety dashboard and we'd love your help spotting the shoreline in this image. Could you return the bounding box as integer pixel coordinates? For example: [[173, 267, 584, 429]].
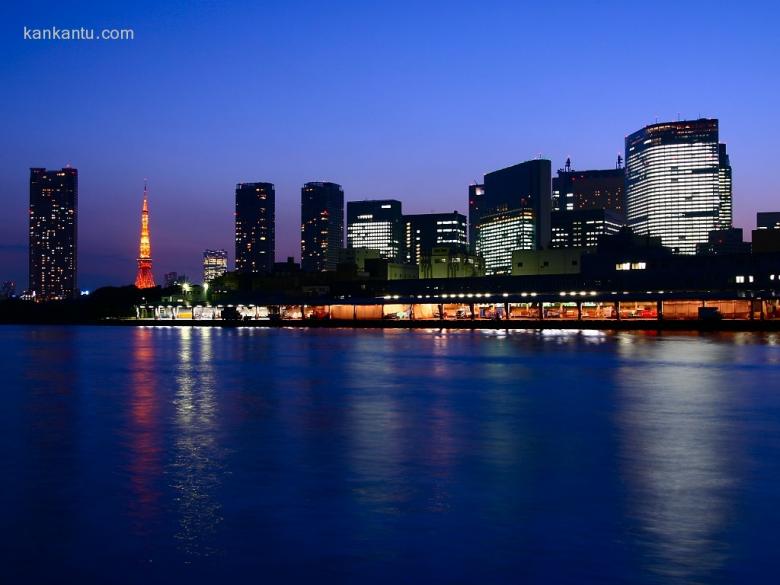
[[2, 318, 780, 332]]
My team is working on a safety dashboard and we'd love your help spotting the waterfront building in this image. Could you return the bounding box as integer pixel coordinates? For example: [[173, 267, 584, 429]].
[[696, 228, 750, 255], [476, 208, 536, 275], [273, 257, 301, 274], [301, 182, 344, 272], [757, 212, 780, 230], [0, 281, 16, 299], [753, 212, 780, 253], [163, 271, 179, 288], [481, 159, 552, 251], [625, 119, 732, 255], [338, 247, 381, 272], [29, 167, 78, 300], [202, 249, 228, 283], [134, 183, 155, 289], [419, 246, 484, 279], [551, 209, 624, 249], [511, 248, 584, 276], [468, 183, 485, 254], [235, 182, 275, 273], [552, 160, 625, 214], [403, 212, 467, 265], [346, 200, 403, 262]]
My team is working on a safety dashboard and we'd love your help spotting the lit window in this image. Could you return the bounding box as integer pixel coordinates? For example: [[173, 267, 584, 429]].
[[736, 275, 745, 283]]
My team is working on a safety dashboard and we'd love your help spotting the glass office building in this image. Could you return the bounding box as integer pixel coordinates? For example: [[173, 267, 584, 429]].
[[551, 209, 624, 249], [403, 212, 467, 264], [346, 200, 403, 262], [625, 119, 732, 255], [476, 208, 535, 275]]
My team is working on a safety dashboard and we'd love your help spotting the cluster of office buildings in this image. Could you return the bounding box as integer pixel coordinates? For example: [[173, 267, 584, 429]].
[[21, 118, 780, 302]]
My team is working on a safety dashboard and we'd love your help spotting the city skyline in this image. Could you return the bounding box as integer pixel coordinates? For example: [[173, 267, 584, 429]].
[[3, 1, 780, 288]]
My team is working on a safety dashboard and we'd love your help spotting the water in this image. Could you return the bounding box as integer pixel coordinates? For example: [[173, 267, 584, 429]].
[[1, 326, 780, 584]]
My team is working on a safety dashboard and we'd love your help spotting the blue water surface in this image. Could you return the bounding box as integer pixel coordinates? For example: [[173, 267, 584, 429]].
[[1, 326, 779, 584]]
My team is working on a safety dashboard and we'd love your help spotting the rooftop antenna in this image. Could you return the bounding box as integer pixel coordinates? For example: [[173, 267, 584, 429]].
[[564, 157, 572, 172], [616, 154, 623, 169]]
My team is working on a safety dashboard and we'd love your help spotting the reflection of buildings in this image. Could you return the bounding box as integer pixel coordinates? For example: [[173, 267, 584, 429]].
[[615, 337, 740, 582], [128, 328, 162, 530], [172, 327, 224, 557], [29, 167, 78, 300]]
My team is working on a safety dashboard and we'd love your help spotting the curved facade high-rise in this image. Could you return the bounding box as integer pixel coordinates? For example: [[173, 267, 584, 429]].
[[625, 119, 732, 255]]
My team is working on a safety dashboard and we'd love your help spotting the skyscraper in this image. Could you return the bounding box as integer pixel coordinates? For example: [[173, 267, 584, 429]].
[[552, 162, 625, 215], [29, 167, 77, 300], [235, 182, 275, 273], [134, 183, 155, 289], [550, 209, 624, 249], [468, 183, 485, 253], [300, 182, 344, 272], [203, 249, 228, 283], [403, 212, 467, 264], [346, 200, 403, 262], [481, 159, 552, 251], [625, 119, 732, 254], [476, 208, 536, 275]]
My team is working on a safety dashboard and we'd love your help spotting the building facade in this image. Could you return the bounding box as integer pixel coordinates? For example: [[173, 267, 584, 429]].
[[29, 167, 78, 300], [476, 208, 536, 275], [757, 212, 780, 230], [481, 159, 552, 251], [419, 246, 484, 279], [625, 119, 732, 255], [203, 249, 228, 283], [235, 182, 275, 273], [552, 164, 625, 214], [551, 209, 624, 249], [300, 182, 344, 272], [346, 200, 403, 262], [468, 183, 485, 254], [403, 212, 467, 264]]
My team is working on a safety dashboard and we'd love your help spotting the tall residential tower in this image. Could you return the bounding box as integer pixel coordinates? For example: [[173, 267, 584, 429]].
[[29, 167, 78, 300], [300, 182, 344, 272], [235, 182, 275, 273]]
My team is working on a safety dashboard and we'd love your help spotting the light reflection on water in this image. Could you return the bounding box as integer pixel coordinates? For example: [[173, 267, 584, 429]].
[[2, 326, 780, 584], [170, 327, 225, 557], [616, 336, 743, 583]]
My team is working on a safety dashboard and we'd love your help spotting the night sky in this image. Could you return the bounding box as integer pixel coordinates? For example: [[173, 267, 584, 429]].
[[2, 0, 779, 290]]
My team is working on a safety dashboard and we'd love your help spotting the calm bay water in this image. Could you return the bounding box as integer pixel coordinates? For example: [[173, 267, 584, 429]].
[[1, 325, 780, 584]]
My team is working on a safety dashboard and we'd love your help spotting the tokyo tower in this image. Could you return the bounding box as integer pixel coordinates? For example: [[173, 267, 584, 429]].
[[134, 182, 156, 289]]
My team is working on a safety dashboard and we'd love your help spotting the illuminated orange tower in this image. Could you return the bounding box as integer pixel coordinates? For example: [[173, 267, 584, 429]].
[[134, 182, 156, 288]]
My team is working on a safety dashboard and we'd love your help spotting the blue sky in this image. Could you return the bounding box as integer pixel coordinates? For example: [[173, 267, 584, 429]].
[[2, 0, 779, 289]]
